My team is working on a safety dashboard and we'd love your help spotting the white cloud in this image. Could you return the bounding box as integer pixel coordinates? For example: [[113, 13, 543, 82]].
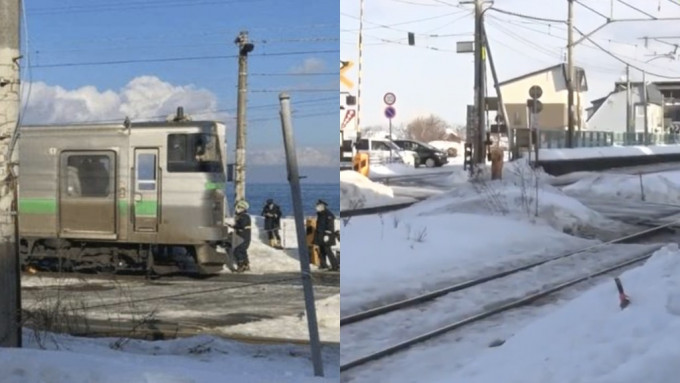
[[290, 57, 326, 74], [21, 76, 227, 124]]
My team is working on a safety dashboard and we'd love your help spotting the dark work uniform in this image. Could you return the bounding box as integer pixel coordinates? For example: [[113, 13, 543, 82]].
[[314, 209, 339, 270], [261, 203, 282, 242], [233, 211, 252, 267]]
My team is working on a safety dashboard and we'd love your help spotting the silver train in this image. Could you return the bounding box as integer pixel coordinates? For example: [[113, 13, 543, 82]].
[[17, 109, 232, 275]]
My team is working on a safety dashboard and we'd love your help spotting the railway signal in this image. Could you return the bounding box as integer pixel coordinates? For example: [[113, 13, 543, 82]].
[[341, 61, 354, 89]]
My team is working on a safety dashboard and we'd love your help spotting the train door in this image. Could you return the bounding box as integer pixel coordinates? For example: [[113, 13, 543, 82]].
[[133, 148, 159, 232], [59, 151, 117, 237]]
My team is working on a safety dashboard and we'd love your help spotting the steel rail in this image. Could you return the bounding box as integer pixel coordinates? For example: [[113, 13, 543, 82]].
[[341, 221, 677, 326], [340, 248, 658, 372]]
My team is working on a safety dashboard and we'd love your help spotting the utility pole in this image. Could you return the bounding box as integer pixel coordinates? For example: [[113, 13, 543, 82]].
[[473, 0, 487, 164], [356, 0, 365, 140], [626, 64, 632, 139], [642, 70, 648, 144], [234, 31, 254, 203], [0, 0, 21, 348], [567, 0, 575, 148], [278, 93, 324, 377], [482, 23, 509, 152]]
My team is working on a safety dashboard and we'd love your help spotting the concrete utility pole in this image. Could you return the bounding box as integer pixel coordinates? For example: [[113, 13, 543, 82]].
[[0, 0, 21, 348], [278, 93, 324, 377], [642, 70, 648, 143], [566, 0, 575, 148], [626, 64, 632, 136], [234, 31, 254, 203], [356, 0, 365, 140], [482, 23, 509, 149], [473, 0, 487, 164]]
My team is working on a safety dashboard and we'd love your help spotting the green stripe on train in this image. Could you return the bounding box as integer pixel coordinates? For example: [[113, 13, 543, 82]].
[[19, 198, 133, 215], [205, 181, 223, 190], [19, 198, 56, 214], [134, 200, 157, 216]]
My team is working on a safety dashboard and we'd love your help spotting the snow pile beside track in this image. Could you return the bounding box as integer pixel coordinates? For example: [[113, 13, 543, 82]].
[[411, 160, 620, 235], [563, 172, 680, 205], [341, 170, 415, 210], [0, 331, 338, 383], [448, 244, 680, 383]]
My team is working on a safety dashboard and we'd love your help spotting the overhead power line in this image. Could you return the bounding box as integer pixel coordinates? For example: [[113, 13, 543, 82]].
[[31, 49, 339, 68], [27, 0, 261, 15], [341, 10, 468, 33], [250, 72, 336, 77], [487, 8, 566, 24], [575, 27, 680, 79]]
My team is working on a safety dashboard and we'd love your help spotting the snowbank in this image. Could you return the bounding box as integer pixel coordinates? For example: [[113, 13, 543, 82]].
[[412, 160, 611, 235], [0, 331, 338, 383], [341, 160, 629, 313], [221, 294, 339, 342], [369, 163, 421, 177], [539, 144, 680, 161], [341, 170, 395, 210], [448, 244, 680, 383], [563, 171, 680, 205], [341, 212, 595, 314]]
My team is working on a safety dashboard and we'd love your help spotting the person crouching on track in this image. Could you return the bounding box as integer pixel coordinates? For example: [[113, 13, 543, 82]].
[[233, 200, 252, 272], [314, 199, 339, 271], [261, 199, 283, 249]]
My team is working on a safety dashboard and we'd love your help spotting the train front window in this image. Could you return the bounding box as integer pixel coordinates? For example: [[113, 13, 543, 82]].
[[167, 133, 223, 173]]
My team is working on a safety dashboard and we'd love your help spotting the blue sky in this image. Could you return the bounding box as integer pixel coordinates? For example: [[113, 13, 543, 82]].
[[21, 0, 339, 176]]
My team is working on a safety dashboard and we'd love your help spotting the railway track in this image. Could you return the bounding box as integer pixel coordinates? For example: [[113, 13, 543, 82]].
[[340, 221, 679, 372], [24, 316, 340, 347], [23, 269, 340, 287], [340, 202, 417, 218]]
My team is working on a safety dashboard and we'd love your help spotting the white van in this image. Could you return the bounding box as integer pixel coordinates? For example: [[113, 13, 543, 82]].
[[354, 138, 419, 168]]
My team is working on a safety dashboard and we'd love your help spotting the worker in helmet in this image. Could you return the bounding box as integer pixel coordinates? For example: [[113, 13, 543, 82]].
[[261, 199, 283, 249], [313, 199, 339, 271], [232, 200, 252, 272]]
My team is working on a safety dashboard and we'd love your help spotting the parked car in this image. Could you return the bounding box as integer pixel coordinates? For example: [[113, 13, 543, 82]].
[[354, 138, 420, 168], [393, 139, 449, 168]]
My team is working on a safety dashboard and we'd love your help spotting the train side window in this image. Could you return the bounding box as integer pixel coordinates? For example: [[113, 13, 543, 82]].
[[65, 154, 111, 198], [137, 153, 156, 191], [168, 134, 187, 162]]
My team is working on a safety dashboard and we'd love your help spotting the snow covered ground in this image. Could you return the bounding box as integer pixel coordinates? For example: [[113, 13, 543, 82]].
[[563, 169, 680, 206], [340, 170, 415, 210], [439, 244, 680, 383], [340, 161, 634, 315], [0, 330, 338, 383], [21, 274, 340, 343]]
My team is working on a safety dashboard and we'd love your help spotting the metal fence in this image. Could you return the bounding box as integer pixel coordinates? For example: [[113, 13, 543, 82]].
[[512, 129, 680, 152]]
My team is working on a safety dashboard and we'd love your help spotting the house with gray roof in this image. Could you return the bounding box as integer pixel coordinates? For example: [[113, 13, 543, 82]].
[[586, 82, 665, 133]]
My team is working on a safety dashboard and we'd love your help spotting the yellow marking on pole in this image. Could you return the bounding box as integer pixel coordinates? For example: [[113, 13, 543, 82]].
[[341, 60, 354, 89]]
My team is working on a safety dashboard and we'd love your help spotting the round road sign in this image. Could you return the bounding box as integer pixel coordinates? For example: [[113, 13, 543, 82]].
[[384, 106, 396, 119], [383, 92, 396, 105], [529, 85, 543, 99]]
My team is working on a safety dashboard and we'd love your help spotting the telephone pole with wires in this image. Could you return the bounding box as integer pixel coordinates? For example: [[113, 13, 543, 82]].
[[0, 0, 22, 348], [567, 0, 575, 148], [234, 31, 254, 203]]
